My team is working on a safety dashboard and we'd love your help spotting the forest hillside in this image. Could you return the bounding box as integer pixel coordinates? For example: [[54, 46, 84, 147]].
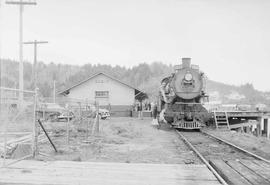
[[1, 59, 270, 106]]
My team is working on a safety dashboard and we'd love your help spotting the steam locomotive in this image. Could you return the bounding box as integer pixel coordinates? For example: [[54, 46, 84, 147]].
[[158, 58, 210, 129]]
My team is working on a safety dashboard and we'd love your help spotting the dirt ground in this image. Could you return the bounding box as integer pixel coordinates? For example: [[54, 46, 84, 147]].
[[204, 128, 270, 160], [37, 117, 201, 164]]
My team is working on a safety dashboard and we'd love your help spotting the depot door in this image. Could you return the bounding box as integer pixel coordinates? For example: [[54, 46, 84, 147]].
[[95, 91, 110, 106]]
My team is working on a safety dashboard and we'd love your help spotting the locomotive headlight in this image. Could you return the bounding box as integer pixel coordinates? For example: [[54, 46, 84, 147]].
[[184, 73, 193, 81]]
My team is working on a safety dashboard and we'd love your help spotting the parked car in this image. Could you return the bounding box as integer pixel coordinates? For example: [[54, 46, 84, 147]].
[[57, 111, 75, 122], [99, 108, 110, 120], [40, 103, 65, 121]]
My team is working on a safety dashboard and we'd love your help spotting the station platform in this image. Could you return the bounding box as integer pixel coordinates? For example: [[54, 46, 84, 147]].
[[0, 160, 220, 185]]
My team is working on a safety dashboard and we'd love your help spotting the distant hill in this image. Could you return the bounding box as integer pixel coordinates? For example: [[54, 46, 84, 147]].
[[1, 59, 269, 107], [207, 80, 269, 106]]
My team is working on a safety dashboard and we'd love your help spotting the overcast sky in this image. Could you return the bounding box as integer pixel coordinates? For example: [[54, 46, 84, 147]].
[[0, 0, 270, 91]]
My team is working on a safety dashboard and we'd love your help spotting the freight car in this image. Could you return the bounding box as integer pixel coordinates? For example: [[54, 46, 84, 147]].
[[158, 58, 210, 129]]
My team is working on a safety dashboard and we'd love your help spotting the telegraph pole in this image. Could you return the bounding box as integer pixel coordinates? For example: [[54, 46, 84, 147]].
[[0, 0, 2, 115], [6, 0, 36, 104], [23, 40, 48, 90]]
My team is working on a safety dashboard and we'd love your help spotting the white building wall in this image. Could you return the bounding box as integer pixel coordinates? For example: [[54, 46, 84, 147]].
[[66, 74, 135, 106]]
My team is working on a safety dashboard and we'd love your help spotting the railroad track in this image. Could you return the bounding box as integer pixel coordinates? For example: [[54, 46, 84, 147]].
[[176, 129, 270, 185]]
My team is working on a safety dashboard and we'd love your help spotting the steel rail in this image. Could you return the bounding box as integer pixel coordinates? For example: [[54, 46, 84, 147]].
[[176, 130, 228, 185], [201, 131, 270, 164]]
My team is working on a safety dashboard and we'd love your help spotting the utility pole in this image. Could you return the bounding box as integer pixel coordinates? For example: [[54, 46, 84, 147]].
[[24, 40, 47, 159], [23, 40, 48, 90], [0, 0, 2, 116], [6, 0, 36, 105]]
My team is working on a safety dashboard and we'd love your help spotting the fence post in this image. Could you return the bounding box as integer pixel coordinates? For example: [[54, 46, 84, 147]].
[[2, 107, 8, 167], [256, 117, 262, 137], [32, 88, 38, 158], [91, 101, 100, 135], [96, 101, 99, 133], [42, 106, 45, 120], [79, 102, 82, 119], [0, 87, 3, 166], [66, 105, 70, 145], [267, 118, 270, 139]]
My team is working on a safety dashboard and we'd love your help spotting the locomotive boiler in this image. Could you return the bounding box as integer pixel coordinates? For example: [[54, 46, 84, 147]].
[[158, 58, 210, 129]]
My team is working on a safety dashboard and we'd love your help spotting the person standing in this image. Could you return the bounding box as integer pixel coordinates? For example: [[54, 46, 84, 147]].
[[151, 102, 159, 128], [138, 101, 143, 119], [153, 103, 157, 119]]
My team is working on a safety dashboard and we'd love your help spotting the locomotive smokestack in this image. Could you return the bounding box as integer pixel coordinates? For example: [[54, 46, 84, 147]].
[[182, 58, 191, 68]]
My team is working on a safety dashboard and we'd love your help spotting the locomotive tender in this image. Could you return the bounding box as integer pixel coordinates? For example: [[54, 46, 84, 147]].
[[158, 58, 210, 129]]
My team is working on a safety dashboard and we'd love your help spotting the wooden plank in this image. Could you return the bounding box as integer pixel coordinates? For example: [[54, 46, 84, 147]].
[[209, 159, 251, 185], [0, 183, 52, 185], [0, 173, 220, 185], [2, 159, 208, 169], [0, 134, 32, 146], [1, 162, 208, 174], [1, 164, 215, 180], [252, 160, 270, 171], [0, 177, 221, 185], [0, 132, 31, 136], [229, 121, 258, 129], [226, 160, 270, 185], [0, 160, 221, 185], [10, 144, 32, 159], [0, 168, 213, 179], [0, 134, 45, 154], [0, 168, 218, 182], [240, 160, 270, 182], [12, 162, 215, 181]]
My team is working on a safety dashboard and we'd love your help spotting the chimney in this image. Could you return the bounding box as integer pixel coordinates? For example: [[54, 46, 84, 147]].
[[182, 58, 191, 68]]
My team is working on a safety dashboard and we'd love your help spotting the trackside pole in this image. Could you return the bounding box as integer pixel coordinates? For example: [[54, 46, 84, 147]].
[[87, 117, 92, 139], [91, 101, 99, 135], [267, 118, 270, 139], [32, 88, 38, 157], [96, 101, 99, 133], [66, 106, 70, 145], [86, 100, 91, 139], [2, 109, 8, 167]]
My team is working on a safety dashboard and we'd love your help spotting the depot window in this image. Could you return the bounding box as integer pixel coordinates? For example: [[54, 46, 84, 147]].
[[95, 91, 109, 98]]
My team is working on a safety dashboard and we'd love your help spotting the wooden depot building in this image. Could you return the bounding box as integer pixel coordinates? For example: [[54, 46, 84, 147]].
[[59, 72, 147, 116]]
